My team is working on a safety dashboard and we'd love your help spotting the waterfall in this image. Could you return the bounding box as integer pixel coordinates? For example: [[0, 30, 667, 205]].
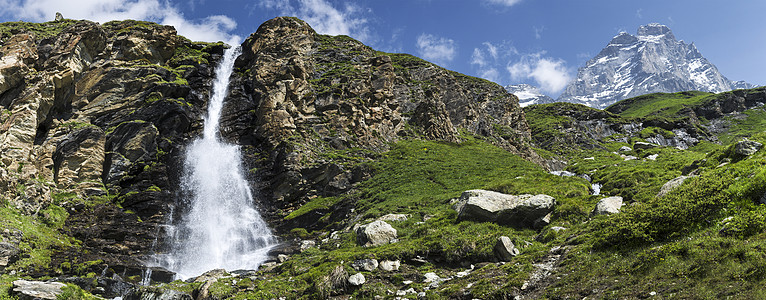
[[154, 46, 276, 280]]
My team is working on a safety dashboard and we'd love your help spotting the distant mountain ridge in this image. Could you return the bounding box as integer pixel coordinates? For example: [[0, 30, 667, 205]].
[[504, 84, 555, 107], [554, 23, 755, 108]]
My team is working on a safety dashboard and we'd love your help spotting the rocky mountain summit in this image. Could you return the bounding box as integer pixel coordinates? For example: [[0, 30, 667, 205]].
[[557, 23, 754, 108]]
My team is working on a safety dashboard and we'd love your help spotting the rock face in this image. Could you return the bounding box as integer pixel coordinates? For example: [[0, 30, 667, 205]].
[[231, 17, 542, 227], [0, 18, 225, 287], [455, 189, 556, 229], [559, 23, 751, 108], [592, 196, 624, 215], [356, 220, 398, 247]]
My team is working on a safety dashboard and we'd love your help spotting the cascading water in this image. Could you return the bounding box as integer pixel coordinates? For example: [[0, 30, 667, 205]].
[[153, 45, 276, 279]]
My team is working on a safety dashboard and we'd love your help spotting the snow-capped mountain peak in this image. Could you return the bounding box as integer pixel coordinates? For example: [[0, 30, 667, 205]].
[[558, 23, 752, 108]]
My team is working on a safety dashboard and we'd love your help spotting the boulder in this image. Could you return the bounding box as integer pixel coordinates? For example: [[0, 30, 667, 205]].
[[657, 176, 691, 198], [493, 236, 520, 261], [351, 259, 378, 271], [12, 280, 66, 300], [618, 146, 632, 152], [455, 190, 556, 229], [734, 140, 763, 156], [592, 196, 624, 215], [633, 142, 658, 150], [356, 220, 398, 247], [348, 273, 365, 286], [377, 214, 410, 222], [379, 260, 401, 271]]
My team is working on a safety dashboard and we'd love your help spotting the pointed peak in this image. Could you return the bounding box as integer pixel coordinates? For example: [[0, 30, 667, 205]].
[[637, 23, 674, 37], [609, 32, 638, 45]]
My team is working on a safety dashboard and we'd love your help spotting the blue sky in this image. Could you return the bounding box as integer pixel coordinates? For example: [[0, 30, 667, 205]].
[[1, 0, 764, 97]]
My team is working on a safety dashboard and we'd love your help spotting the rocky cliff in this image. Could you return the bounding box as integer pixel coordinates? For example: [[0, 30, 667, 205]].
[[0, 16, 540, 296]]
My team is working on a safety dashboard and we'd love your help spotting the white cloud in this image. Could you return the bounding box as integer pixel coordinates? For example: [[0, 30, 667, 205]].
[[534, 26, 545, 40], [636, 8, 643, 19], [483, 0, 523, 7], [255, 0, 372, 43], [507, 53, 572, 95], [0, 0, 239, 43], [483, 42, 499, 60], [471, 48, 487, 67], [416, 33, 456, 65], [470, 41, 517, 84]]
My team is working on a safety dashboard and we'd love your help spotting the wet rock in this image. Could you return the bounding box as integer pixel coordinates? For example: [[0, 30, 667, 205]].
[[379, 260, 400, 271], [123, 287, 192, 300], [455, 189, 556, 229], [734, 139, 762, 156], [592, 196, 624, 215], [351, 259, 378, 271], [12, 280, 66, 300], [356, 220, 398, 247], [348, 273, 366, 286], [192, 269, 228, 283], [494, 236, 520, 261]]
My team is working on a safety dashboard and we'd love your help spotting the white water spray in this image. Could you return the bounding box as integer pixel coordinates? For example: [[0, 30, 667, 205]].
[[155, 46, 276, 279]]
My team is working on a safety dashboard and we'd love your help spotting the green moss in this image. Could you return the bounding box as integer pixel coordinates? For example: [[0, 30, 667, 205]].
[[285, 197, 341, 221], [0, 206, 78, 271], [606, 91, 713, 120], [57, 283, 101, 300], [0, 19, 79, 42]]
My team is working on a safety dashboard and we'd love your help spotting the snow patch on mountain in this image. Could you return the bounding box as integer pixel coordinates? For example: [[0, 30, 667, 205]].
[[505, 84, 556, 107]]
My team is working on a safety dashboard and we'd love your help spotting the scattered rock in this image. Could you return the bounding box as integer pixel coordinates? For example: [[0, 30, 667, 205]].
[[379, 260, 400, 271], [621, 154, 638, 161], [619, 146, 632, 152], [351, 259, 378, 271], [356, 220, 398, 247], [646, 154, 659, 161], [277, 254, 289, 263], [592, 196, 624, 215], [633, 141, 658, 150], [376, 214, 409, 222], [300, 240, 317, 251], [734, 139, 763, 156], [423, 272, 441, 283], [657, 176, 691, 198], [455, 189, 556, 229], [348, 273, 365, 286], [12, 280, 66, 300], [494, 236, 520, 261], [550, 171, 576, 177]]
